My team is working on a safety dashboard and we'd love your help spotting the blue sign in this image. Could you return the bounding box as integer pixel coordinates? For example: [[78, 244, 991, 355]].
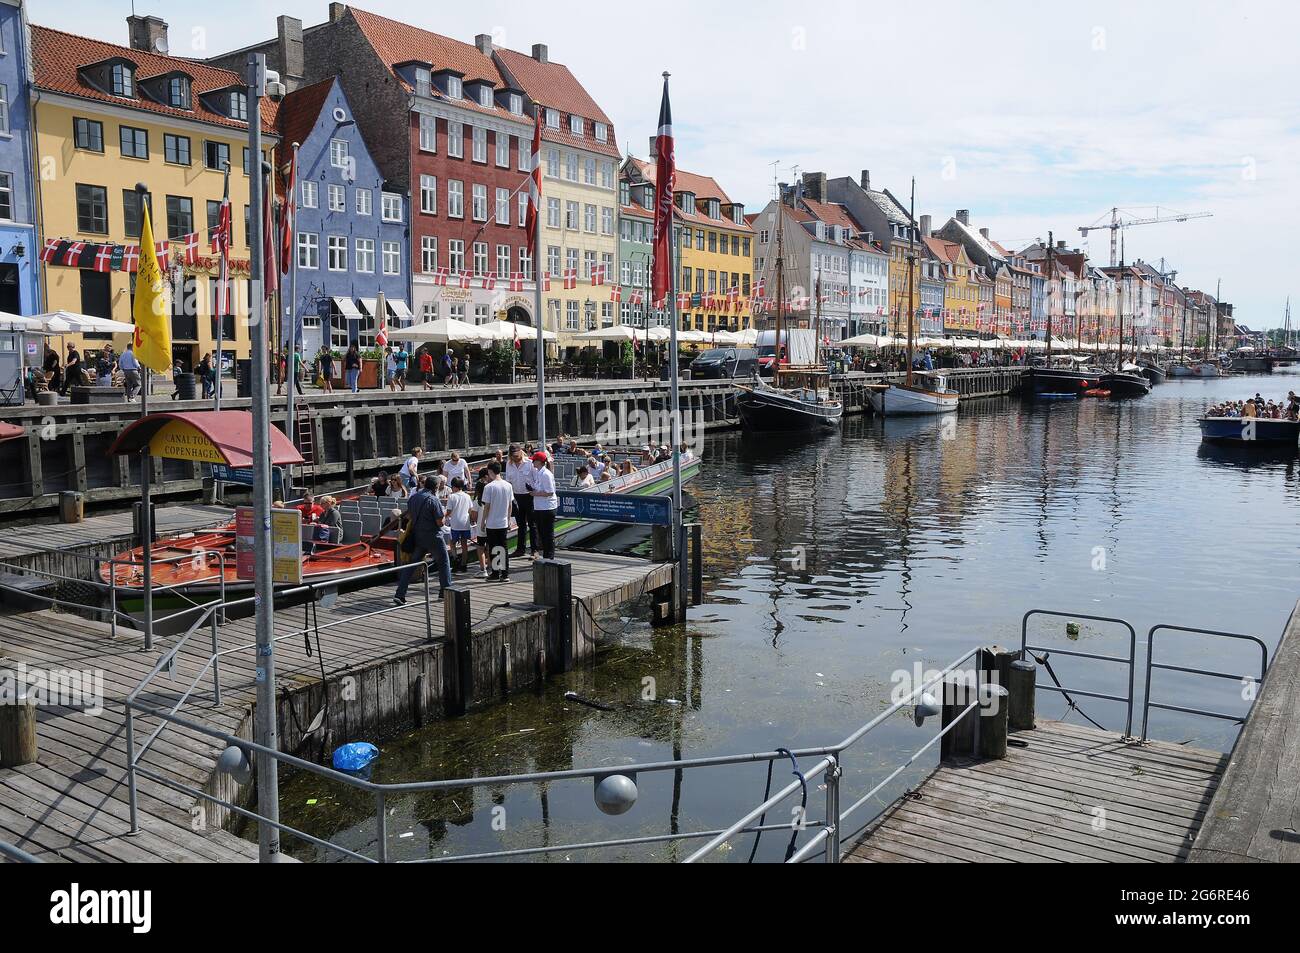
[[558, 492, 671, 526], [210, 464, 282, 486]]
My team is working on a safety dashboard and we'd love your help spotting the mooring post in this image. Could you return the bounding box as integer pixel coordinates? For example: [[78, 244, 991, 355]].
[[532, 559, 573, 673], [0, 689, 37, 768], [979, 683, 1010, 760], [650, 525, 679, 627], [1007, 659, 1037, 732], [444, 586, 472, 716], [940, 672, 976, 760], [688, 522, 703, 607]]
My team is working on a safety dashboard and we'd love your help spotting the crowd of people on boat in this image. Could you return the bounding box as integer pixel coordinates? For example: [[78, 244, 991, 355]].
[[1207, 392, 1300, 421]]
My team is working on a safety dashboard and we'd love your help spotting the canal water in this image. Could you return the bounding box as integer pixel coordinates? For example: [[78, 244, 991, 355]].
[[273, 371, 1300, 862]]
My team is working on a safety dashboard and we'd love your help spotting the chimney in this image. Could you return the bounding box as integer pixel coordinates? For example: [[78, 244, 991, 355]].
[[475, 33, 494, 55], [126, 14, 169, 53], [648, 135, 657, 156], [1057, 240, 1067, 250], [802, 172, 827, 203], [956, 209, 970, 226], [532, 43, 549, 64], [329, 2, 347, 22], [919, 214, 932, 238], [860, 170, 871, 191], [277, 16, 304, 89], [979, 227, 990, 240]]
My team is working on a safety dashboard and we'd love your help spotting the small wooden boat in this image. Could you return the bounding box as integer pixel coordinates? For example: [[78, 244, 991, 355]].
[[1139, 362, 1166, 385], [868, 372, 959, 416], [1199, 416, 1300, 448], [1027, 360, 1106, 400]]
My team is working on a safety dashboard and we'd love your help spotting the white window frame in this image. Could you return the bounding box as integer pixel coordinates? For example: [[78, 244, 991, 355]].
[[382, 240, 401, 276], [447, 76, 463, 100], [419, 114, 437, 152], [495, 187, 510, 225], [421, 236, 438, 273], [471, 183, 488, 222], [595, 122, 608, 142], [495, 134, 509, 168], [472, 126, 487, 163], [327, 184, 345, 212], [301, 181, 318, 209], [448, 180, 464, 219], [329, 138, 349, 168], [447, 121, 463, 158], [355, 188, 372, 216], [381, 193, 402, 222], [570, 115, 583, 136], [297, 231, 318, 269], [420, 175, 437, 214], [327, 235, 347, 272], [355, 238, 375, 273]]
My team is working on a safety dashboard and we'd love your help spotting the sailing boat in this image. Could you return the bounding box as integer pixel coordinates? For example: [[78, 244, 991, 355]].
[[1099, 266, 1151, 398], [867, 178, 958, 416], [736, 180, 844, 432]]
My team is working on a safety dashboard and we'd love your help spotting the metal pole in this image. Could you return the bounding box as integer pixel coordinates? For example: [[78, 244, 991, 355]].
[[534, 156, 546, 449], [283, 143, 299, 492], [667, 204, 685, 619], [246, 53, 281, 863], [824, 756, 841, 863], [139, 336, 153, 649], [125, 705, 140, 835]]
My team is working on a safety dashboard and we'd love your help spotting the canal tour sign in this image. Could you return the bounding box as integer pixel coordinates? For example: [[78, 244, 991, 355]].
[[557, 491, 671, 526]]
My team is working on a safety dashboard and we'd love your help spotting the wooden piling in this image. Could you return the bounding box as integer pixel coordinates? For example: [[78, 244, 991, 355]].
[[1007, 659, 1037, 731], [689, 523, 703, 607], [0, 691, 37, 768], [532, 559, 573, 674], [444, 586, 472, 716], [940, 673, 976, 760], [979, 683, 1009, 760]]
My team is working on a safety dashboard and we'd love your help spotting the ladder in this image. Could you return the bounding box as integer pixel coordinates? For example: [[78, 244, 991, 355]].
[[294, 402, 317, 492]]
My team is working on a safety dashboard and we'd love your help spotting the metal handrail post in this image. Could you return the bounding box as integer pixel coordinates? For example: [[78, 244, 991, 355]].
[[824, 756, 841, 863], [126, 706, 140, 835], [375, 792, 388, 863], [1142, 624, 1270, 741], [423, 556, 432, 641], [108, 557, 117, 640], [217, 552, 227, 624], [210, 609, 222, 706]]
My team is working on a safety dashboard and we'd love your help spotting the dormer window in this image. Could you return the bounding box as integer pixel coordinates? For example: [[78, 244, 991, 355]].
[[570, 115, 583, 136], [509, 93, 522, 115], [707, 199, 720, 219], [415, 67, 431, 97], [229, 91, 247, 121], [479, 86, 492, 108], [678, 193, 695, 215], [595, 122, 608, 142], [111, 63, 134, 98], [167, 76, 190, 109], [545, 108, 560, 129], [447, 76, 462, 100], [732, 206, 743, 225]]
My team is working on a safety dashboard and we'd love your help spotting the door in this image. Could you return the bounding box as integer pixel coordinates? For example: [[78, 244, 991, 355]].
[[0, 263, 19, 314]]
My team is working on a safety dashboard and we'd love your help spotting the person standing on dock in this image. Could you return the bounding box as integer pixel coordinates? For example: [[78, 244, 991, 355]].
[[394, 476, 452, 605], [118, 343, 141, 401], [344, 344, 362, 393], [481, 463, 515, 581], [529, 451, 558, 560], [505, 445, 535, 559]]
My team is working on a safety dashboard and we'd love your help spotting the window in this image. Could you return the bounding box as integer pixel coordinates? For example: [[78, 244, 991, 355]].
[[518, 139, 530, 172], [509, 94, 522, 115], [419, 114, 437, 152], [356, 188, 372, 216], [495, 187, 510, 225], [570, 115, 583, 136], [0, 173, 11, 221], [601, 207, 613, 235], [547, 246, 560, 277], [584, 204, 596, 233], [583, 250, 596, 279], [565, 201, 578, 230], [165, 195, 193, 239], [471, 183, 487, 222], [518, 193, 528, 227], [167, 76, 190, 109], [382, 241, 400, 276], [415, 67, 431, 97], [301, 181, 317, 209], [479, 86, 493, 108], [355, 238, 375, 273], [110, 63, 134, 97], [472, 126, 487, 163], [447, 76, 462, 100], [229, 91, 247, 121], [327, 236, 347, 271], [565, 247, 578, 275], [708, 232, 717, 253], [497, 244, 511, 277], [76, 184, 108, 234], [545, 108, 560, 129], [420, 175, 437, 214], [448, 239, 464, 273], [206, 199, 222, 232], [382, 193, 402, 222], [0, 85, 8, 135], [584, 157, 596, 185], [566, 300, 579, 329], [565, 152, 578, 181], [421, 236, 437, 273], [447, 121, 463, 158], [600, 161, 614, 189], [160, 133, 190, 165], [546, 148, 559, 177], [495, 134, 509, 167], [74, 117, 104, 152], [547, 197, 560, 228], [298, 232, 318, 269], [327, 184, 345, 212], [448, 180, 464, 218], [595, 122, 608, 143], [329, 138, 349, 168], [120, 125, 148, 159], [205, 140, 229, 170], [519, 246, 532, 279]]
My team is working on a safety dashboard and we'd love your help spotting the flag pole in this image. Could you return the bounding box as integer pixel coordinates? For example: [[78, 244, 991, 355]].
[[133, 184, 155, 651], [283, 142, 299, 498], [531, 110, 546, 449]]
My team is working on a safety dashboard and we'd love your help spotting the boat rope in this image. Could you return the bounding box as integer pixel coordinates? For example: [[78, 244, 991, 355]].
[[745, 747, 808, 863], [1028, 650, 1108, 732]]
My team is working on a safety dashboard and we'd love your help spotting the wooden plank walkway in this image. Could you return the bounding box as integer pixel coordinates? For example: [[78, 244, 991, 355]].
[[849, 721, 1227, 863], [0, 550, 669, 862], [0, 504, 229, 563]]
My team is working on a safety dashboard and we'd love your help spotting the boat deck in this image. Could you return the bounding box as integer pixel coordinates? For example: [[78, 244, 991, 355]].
[[849, 721, 1226, 863]]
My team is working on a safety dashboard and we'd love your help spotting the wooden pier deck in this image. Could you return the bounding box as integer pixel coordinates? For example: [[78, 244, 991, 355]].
[[0, 550, 672, 862], [849, 721, 1227, 863], [0, 503, 229, 564]]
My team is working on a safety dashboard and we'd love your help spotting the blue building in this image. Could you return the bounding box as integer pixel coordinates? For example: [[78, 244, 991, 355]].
[[278, 76, 410, 357], [0, 0, 40, 317]]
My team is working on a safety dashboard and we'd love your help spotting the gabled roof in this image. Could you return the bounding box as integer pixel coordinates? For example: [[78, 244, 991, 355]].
[[924, 236, 961, 263], [799, 199, 861, 233], [31, 23, 278, 132], [277, 76, 335, 158], [945, 217, 1007, 263], [494, 46, 618, 159], [631, 157, 752, 231], [864, 188, 911, 225]]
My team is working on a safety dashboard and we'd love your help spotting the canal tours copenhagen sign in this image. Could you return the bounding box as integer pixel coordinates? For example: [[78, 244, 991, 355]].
[[557, 491, 671, 526]]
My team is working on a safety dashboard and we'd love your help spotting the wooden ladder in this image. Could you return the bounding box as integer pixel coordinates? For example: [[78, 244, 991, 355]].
[[294, 403, 316, 492]]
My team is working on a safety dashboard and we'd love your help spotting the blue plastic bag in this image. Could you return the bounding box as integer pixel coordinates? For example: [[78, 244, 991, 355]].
[[332, 742, 379, 773]]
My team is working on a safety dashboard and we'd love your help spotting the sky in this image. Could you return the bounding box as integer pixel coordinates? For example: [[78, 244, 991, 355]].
[[29, 0, 1300, 326]]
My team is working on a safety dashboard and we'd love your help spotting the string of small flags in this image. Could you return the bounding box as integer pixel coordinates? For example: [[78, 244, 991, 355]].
[[38, 232, 248, 274]]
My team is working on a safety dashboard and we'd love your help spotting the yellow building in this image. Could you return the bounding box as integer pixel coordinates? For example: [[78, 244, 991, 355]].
[[626, 157, 752, 333], [30, 20, 278, 372], [924, 237, 980, 332]]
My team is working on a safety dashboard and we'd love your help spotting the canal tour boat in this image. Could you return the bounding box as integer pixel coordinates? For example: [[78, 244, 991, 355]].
[[1198, 416, 1300, 448], [100, 448, 701, 613], [867, 371, 959, 416]]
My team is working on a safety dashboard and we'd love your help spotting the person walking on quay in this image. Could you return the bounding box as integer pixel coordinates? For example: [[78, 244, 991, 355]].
[[480, 463, 514, 581], [445, 477, 475, 571], [62, 342, 86, 395], [505, 444, 535, 558], [118, 343, 141, 401], [529, 450, 558, 560], [419, 348, 434, 390], [344, 344, 362, 393], [384, 346, 397, 392], [459, 353, 471, 386], [318, 346, 335, 393], [43, 345, 62, 395], [394, 476, 453, 606], [197, 352, 215, 399], [275, 347, 287, 396], [443, 450, 469, 487], [394, 344, 409, 392], [441, 349, 455, 387]]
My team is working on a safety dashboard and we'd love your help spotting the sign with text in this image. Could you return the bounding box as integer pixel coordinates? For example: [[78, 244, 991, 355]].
[[557, 491, 671, 526], [235, 506, 303, 584], [210, 464, 282, 487]]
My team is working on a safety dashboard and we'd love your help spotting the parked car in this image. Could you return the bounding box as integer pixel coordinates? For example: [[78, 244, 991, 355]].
[[690, 348, 759, 380]]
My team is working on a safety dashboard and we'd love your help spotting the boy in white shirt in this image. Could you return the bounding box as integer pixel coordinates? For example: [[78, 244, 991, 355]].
[[445, 478, 474, 571], [480, 464, 515, 580]]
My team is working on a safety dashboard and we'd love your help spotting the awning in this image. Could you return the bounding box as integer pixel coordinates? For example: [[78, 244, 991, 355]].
[[332, 297, 363, 320], [108, 411, 305, 467], [357, 298, 378, 317], [388, 300, 414, 320]]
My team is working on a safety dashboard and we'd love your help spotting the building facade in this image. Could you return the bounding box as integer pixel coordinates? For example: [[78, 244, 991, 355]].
[[33, 16, 278, 369], [0, 0, 40, 318], [616, 174, 654, 328]]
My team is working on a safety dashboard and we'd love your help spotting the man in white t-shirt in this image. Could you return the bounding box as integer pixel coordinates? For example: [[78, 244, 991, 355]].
[[504, 444, 536, 558], [444, 477, 474, 570], [443, 450, 469, 487], [529, 451, 559, 560], [479, 464, 515, 580], [401, 448, 423, 489]]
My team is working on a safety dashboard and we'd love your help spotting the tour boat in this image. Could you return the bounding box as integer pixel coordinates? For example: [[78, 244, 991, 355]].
[[1198, 416, 1300, 448], [868, 372, 959, 416]]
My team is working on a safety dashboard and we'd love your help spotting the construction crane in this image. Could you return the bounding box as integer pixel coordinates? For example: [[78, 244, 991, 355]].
[[1079, 207, 1213, 267]]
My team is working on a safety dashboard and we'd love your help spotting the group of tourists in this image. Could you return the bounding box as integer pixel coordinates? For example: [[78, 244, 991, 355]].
[[274, 344, 474, 396], [1208, 392, 1300, 420]]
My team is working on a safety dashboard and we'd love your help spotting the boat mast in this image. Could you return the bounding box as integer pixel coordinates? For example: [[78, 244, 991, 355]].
[[906, 177, 916, 388], [816, 266, 823, 368], [1045, 232, 1054, 363], [774, 179, 786, 385]]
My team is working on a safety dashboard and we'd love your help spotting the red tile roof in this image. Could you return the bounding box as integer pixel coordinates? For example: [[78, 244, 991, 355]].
[[494, 47, 619, 159], [924, 237, 960, 262], [31, 24, 278, 133], [799, 198, 861, 232], [630, 157, 752, 230], [277, 76, 334, 157]]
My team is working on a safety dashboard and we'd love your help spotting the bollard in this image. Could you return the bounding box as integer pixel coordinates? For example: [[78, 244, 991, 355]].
[[444, 586, 472, 716], [940, 672, 977, 760], [689, 523, 703, 607], [1007, 659, 1037, 732], [979, 683, 1010, 760], [58, 490, 84, 524], [0, 690, 38, 768], [532, 560, 574, 673]]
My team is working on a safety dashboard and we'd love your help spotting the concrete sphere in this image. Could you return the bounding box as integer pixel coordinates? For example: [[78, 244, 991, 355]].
[[217, 744, 252, 786], [594, 774, 638, 816]]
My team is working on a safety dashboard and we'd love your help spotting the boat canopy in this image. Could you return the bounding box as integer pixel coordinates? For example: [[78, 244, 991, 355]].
[[108, 411, 305, 468]]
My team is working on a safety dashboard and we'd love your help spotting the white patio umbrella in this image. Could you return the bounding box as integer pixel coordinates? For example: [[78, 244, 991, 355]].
[[837, 333, 883, 348], [574, 325, 640, 342], [399, 317, 491, 344], [34, 310, 136, 334], [476, 320, 557, 342], [736, 328, 759, 345], [644, 326, 673, 343]]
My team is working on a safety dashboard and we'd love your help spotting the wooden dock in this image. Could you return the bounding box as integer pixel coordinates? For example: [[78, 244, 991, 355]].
[[849, 721, 1227, 863], [0, 503, 229, 565], [0, 549, 674, 862]]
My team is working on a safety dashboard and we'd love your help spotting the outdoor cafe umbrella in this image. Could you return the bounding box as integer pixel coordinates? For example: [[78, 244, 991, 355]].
[[476, 320, 557, 342], [399, 317, 491, 344], [574, 326, 640, 341], [33, 310, 136, 334]]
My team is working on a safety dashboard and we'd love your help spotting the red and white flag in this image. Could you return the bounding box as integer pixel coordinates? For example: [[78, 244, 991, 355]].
[[122, 245, 141, 273], [650, 75, 675, 307], [509, 272, 525, 293], [93, 244, 114, 273], [542, 272, 552, 292], [630, 288, 644, 307], [590, 264, 605, 287], [280, 148, 296, 277], [211, 183, 233, 318], [62, 241, 85, 266], [183, 232, 200, 265], [458, 272, 472, 290], [433, 267, 449, 287], [676, 291, 691, 311], [39, 238, 61, 263], [261, 167, 278, 304], [481, 274, 497, 291], [609, 285, 622, 303], [563, 269, 577, 290]]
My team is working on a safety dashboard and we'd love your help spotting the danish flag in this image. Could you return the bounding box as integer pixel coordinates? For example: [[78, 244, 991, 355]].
[[480, 274, 497, 291], [609, 285, 622, 303], [211, 189, 233, 317], [590, 264, 606, 287], [122, 245, 141, 273], [183, 232, 201, 265], [676, 291, 691, 310], [93, 244, 114, 273], [62, 241, 85, 266], [563, 269, 577, 290], [542, 272, 552, 292], [754, 276, 766, 297], [630, 288, 644, 306], [432, 267, 449, 287], [458, 272, 472, 290], [525, 111, 543, 260], [39, 238, 61, 263], [509, 272, 525, 292]]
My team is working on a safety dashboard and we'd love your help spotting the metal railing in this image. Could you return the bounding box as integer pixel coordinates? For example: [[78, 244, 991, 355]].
[[1021, 609, 1138, 737], [124, 633, 986, 863], [0, 839, 41, 863], [1141, 624, 1270, 741]]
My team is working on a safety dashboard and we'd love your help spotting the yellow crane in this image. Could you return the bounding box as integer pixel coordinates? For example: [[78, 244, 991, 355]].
[[1079, 207, 1213, 267]]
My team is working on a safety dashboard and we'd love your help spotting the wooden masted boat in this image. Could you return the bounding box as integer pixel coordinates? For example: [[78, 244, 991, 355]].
[[736, 368, 843, 432], [868, 371, 959, 416]]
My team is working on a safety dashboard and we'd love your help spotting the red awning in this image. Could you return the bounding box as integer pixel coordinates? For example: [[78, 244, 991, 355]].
[[107, 411, 305, 467]]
